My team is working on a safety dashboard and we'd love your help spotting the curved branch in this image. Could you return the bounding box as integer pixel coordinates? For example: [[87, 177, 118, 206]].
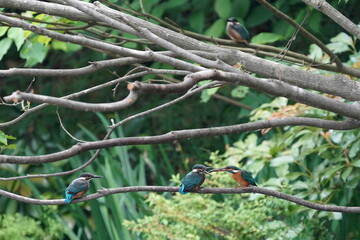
[[1, 186, 359, 213], [3, 88, 139, 112], [1, 117, 359, 164], [301, 0, 360, 39], [5, 69, 360, 120], [0, 69, 190, 128]]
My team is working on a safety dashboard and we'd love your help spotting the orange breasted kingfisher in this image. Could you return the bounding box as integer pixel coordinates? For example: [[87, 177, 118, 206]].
[[65, 172, 102, 203], [179, 164, 212, 194], [226, 17, 250, 44], [210, 166, 256, 188]]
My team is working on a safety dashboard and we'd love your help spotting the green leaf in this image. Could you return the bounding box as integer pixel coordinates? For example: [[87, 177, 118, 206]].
[[270, 156, 294, 167], [341, 167, 352, 181], [34, 35, 52, 46], [215, 0, 232, 18], [246, 6, 273, 27], [286, 172, 306, 180], [5, 144, 17, 150], [20, 42, 49, 67], [292, 180, 309, 190], [331, 32, 353, 47], [0, 26, 9, 37], [308, 44, 323, 61], [0, 131, 7, 145], [189, 12, 204, 33], [321, 165, 344, 179], [151, 6, 164, 18], [327, 42, 350, 54], [330, 131, 343, 144], [7, 27, 25, 50], [349, 140, 360, 158], [352, 160, 360, 168], [0, 38, 13, 61], [205, 19, 225, 38], [199, 81, 219, 103], [326, 32, 353, 54], [231, 86, 249, 99], [274, 164, 289, 177], [251, 32, 284, 44], [51, 41, 68, 52], [234, 0, 250, 18], [162, 0, 187, 9], [141, 0, 161, 12]]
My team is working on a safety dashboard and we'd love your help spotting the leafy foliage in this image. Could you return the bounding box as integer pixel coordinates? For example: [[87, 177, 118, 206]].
[[1, 0, 360, 239], [0, 213, 64, 240], [0, 130, 16, 152]]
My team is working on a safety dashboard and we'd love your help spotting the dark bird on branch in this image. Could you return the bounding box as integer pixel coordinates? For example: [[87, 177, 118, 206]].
[[226, 17, 250, 44], [65, 172, 102, 203], [210, 166, 257, 188], [179, 164, 212, 194]]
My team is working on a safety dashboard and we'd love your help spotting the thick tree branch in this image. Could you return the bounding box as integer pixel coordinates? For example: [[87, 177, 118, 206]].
[[301, 0, 360, 39], [5, 70, 360, 120], [0, 117, 359, 164], [1, 186, 359, 213], [0, 0, 360, 94]]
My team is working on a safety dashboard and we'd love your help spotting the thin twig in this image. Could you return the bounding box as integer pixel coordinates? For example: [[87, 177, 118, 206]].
[[56, 108, 88, 143]]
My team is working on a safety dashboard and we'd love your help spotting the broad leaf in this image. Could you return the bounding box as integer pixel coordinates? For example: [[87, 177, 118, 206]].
[[251, 32, 284, 44], [0, 38, 13, 61], [8, 27, 25, 50]]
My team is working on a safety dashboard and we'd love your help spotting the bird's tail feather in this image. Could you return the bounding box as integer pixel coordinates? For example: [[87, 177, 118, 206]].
[[179, 184, 187, 195], [65, 191, 73, 203]]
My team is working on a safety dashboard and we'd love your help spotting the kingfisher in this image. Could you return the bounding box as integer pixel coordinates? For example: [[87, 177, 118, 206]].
[[226, 17, 250, 44], [210, 166, 256, 188], [64, 172, 102, 203], [179, 164, 212, 194]]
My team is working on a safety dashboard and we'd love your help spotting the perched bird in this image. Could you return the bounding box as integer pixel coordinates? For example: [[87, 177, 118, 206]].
[[179, 164, 212, 194], [210, 166, 256, 188], [65, 172, 102, 203], [226, 17, 250, 44]]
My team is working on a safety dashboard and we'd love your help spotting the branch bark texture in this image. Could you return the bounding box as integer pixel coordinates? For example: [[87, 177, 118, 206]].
[[1, 186, 359, 213]]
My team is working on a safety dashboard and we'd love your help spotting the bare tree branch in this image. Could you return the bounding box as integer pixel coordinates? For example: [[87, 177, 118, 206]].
[[0, 69, 190, 128], [1, 186, 360, 213], [2, 0, 360, 97], [5, 70, 360, 120], [1, 117, 359, 164], [301, 0, 360, 39]]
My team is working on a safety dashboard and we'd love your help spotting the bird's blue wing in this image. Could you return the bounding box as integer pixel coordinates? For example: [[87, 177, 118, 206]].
[[180, 172, 205, 192], [233, 24, 250, 41], [241, 170, 256, 186], [66, 179, 89, 194]]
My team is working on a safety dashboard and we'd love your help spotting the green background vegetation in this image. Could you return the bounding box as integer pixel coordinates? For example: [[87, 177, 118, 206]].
[[0, 0, 360, 239]]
